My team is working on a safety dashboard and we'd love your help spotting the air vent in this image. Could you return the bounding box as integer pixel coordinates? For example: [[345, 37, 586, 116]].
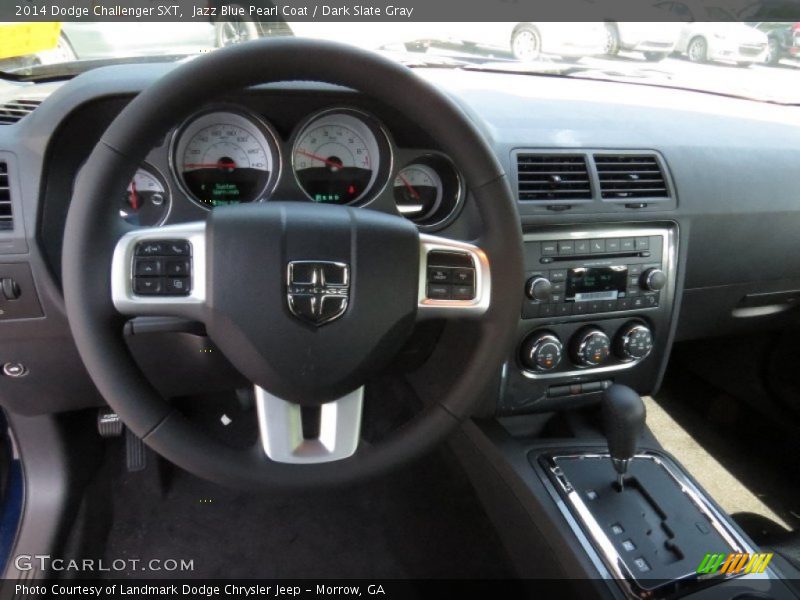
[[0, 99, 42, 125], [517, 154, 592, 202], [594, 154, 669, 200], [0, 162, 11, 230]]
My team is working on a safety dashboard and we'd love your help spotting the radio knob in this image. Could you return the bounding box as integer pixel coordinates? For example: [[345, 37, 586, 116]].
[[641, 268, 667, 292], [571, 328, 611, 367], [526, 276, 552, 302], [615, 322, 654, 361], [520, 332, 563, 372]]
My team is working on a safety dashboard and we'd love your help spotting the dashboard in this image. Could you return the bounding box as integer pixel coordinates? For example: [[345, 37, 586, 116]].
[[118, 105, 463, 229], [2, 61, 800, 417]]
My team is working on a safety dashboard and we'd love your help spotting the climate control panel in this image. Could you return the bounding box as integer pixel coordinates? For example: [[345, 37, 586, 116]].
[[518, 320, 654, 375]]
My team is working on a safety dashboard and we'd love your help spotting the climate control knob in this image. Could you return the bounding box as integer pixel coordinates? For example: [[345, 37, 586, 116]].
[[571, 328, 611, 367], [615, 322, 654, 361], [526, 276, 552, 302], [520, 332, 563, 372], [641, 268, 666, 292]]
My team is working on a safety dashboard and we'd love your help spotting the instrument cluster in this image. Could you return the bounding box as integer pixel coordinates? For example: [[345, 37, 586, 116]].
[[120, 105, 464, 231]]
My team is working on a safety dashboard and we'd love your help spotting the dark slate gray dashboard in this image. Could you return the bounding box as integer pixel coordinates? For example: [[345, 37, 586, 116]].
[[1, 62, 800, 415]]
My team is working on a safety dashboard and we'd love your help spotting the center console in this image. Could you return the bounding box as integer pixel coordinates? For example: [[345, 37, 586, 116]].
[[499, 224, 678, 414]]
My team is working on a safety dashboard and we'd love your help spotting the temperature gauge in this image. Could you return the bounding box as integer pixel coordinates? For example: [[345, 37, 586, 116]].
[[121, 166, 170, 227]]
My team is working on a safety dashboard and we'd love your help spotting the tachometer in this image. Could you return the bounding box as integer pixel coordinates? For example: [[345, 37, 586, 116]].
[[292, 111, 382, 204], [173, 110, 280, 208], [120, 165, 170, 227]]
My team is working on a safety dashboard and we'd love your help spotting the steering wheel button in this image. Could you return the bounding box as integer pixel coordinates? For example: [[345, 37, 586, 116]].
[[163, 240, 192, 256], [427, 267, 451, 283], [134, 259, 162, 276], [452, 268, 475, 285], [165, 259, 191, 276], [452, 284, 475, 300], [427, 283, 451, 299], [164, 277, 191, 296], [133, 277, 163, 295], [135, 241, 164, 256]]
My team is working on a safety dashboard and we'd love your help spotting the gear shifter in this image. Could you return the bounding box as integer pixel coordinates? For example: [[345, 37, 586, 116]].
[[601, 384, 646, 490]]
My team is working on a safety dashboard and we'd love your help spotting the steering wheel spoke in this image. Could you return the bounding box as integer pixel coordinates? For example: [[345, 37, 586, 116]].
[[110, 221, 207, 321], [417, 233, 491, 319], [255, 386, 363, 464]]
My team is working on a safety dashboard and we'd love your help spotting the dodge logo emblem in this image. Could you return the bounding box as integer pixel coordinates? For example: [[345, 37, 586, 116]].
[[286, 261, 350, 326]]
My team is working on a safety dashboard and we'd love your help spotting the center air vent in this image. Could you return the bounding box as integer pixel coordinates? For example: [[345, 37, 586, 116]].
[[594, 154, 669, 200], [0, 162, 12, 230], [0, 99, 42, 125], [517, 154, 592, 202]]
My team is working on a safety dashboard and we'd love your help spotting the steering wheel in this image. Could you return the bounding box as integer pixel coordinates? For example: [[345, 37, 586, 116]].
[[62, 39, 523, 489]]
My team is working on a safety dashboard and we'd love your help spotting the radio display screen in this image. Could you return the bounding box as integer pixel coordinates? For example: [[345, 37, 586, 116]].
[[566, 266, 628, 302]]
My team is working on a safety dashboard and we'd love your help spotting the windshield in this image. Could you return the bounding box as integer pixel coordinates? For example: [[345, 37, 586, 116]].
[[0, 17, 798, 104]]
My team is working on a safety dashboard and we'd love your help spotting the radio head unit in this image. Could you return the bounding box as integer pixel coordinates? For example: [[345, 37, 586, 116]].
[[566, 266, 628, 303]]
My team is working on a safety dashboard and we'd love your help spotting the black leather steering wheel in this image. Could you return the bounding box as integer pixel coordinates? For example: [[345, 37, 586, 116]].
[[62, 38, 523, 489]]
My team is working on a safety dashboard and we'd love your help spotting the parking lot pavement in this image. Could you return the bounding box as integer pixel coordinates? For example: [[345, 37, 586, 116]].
[[574, 52, 800, 103]]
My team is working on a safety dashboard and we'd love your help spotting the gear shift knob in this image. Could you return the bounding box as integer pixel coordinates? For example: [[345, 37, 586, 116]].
[[601, 384, 646, 489]]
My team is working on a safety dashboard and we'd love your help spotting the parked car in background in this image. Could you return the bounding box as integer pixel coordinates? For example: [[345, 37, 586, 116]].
[[601, 22, 682, 61], [658, 1, 769, 65], [747, 22, 800, 64]]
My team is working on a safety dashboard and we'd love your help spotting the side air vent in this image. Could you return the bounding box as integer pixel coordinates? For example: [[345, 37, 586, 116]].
[[0, 162, 11, 230], [516, 154, 592, 202], [0, 99, 42, 125], [594, 154, 669, 200]]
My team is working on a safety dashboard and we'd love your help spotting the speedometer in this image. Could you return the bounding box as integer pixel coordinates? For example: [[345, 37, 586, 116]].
[[292, 111, 383, 204], [172, 110, 280, 208]]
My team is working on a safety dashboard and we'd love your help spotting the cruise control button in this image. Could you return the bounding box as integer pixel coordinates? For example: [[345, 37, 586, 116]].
[[133, 277, 162, 295], [428, 267, 451, 283], [452, 268, 475, 285], [452, 284, 475, 300], [164, 277, 190, 295], [427, 283, 451, 299], [134, 259, 162, 277], [165, 259, 190, 276]]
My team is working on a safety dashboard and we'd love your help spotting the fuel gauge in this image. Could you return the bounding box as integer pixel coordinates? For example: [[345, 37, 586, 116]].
[[121, 166, 170, 227]]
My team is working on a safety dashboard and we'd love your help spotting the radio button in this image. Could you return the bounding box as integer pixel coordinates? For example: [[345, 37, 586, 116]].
[[541, 241, 558, 255], [631, 297, 646, 309], [643, 295, 659, 307], [558, 241, 575, 255], [606, 238, 620, 252], [602, 300, 616, 312], [575, 240, 590, 254], [550, 293, 564, 303], [555, 303, 572, 316], [551, 282, 565, 294], [620, 238, 635, 252], [526, 276, 552, 302], [540, 257, 554, 264], [628, 264, 643, 276], [617, 297, 632, 311], [540, 304, 555, 317], [590, 239, 606, 253], [573, 302, 589, 315], [641, 268, 667, 292], [549, 269, 567, 283], [635, 237, 650, 250]]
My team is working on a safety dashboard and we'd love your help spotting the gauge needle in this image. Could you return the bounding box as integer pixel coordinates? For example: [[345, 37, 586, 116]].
[[129, 181, 141, 210], [295, 149, 343, 170], [397, 173, 420, 200]]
